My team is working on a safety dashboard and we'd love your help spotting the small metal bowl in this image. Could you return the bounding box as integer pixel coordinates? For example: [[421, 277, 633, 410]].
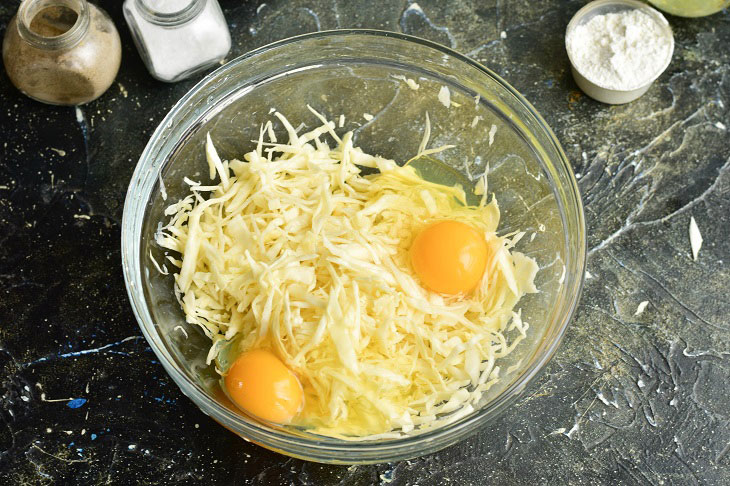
[[565, 0, 674, 104]]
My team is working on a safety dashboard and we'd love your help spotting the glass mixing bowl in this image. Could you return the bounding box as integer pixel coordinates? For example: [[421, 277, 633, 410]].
[[121, 30, 585, 464]]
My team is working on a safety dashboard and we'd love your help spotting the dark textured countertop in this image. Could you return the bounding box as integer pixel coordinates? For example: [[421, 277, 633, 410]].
[[2, 0, 729, 484]]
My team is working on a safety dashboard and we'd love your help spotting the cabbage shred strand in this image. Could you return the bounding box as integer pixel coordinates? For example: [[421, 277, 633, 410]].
[[156, 108, 539, 439]]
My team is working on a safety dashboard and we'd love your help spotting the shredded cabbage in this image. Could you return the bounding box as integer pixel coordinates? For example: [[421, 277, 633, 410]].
[[155, 107, 539, 439]]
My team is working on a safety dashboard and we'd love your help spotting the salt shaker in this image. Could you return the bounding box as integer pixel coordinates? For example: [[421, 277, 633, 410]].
[[2, 0, 121, 105], [123, 0, 232, 83]]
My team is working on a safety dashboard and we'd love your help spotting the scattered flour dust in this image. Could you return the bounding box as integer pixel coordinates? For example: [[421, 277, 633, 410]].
[[567, 9, 672, 90]]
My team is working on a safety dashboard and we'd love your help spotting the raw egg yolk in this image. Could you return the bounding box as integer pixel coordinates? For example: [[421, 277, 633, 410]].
[[410, 220, 489, 295], [224, 349, 303, 424]]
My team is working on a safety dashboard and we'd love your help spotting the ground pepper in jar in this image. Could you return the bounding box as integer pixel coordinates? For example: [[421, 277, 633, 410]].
[[2, 0, 121, 105]]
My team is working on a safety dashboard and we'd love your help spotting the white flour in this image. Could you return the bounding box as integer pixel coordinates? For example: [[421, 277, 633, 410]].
[[567, 9, 672, 90]]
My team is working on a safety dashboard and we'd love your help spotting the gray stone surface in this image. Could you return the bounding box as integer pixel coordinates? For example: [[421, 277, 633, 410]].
[[1, 0, 729, 484]]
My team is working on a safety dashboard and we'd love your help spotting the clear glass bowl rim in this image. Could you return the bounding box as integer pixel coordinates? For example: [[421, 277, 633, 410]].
[[121, 29, 586, 463]]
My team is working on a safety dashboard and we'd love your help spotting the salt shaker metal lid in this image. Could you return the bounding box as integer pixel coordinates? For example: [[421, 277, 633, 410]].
[[123, 0, 232, 83]]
